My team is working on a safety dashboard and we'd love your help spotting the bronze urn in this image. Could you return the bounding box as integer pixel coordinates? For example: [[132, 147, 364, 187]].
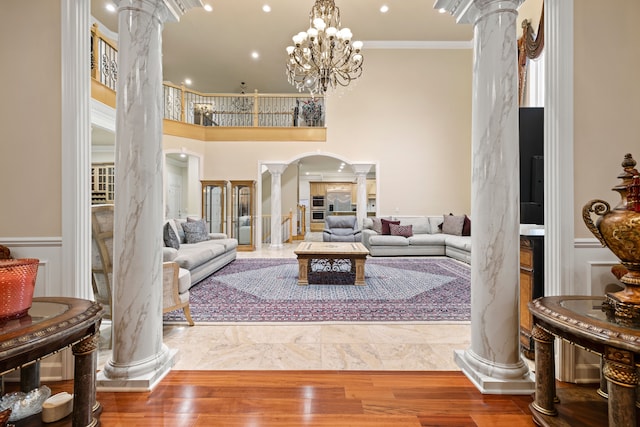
[[583, 153, 640, 323]]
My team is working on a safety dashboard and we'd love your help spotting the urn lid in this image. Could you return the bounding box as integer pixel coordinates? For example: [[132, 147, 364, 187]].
[[612, 153, 638, 210]]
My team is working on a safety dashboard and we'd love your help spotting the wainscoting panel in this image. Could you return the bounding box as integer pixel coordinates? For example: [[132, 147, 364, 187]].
[[566, 238, 622, 384], [0, 237, 73, 381], [1, 237, 63, 297]]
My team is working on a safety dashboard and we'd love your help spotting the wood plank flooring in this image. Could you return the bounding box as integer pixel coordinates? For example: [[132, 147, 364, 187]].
[[34, 370, 536, 427]]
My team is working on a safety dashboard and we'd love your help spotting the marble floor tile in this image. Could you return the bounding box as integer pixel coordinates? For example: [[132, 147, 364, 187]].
[[321, 343, 385, 370], [320, 324, 375, 343]]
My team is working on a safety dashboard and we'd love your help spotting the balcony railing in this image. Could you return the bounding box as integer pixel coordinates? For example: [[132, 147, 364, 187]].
[[90, 23, 326, 137], [164, 83, 325, 128]]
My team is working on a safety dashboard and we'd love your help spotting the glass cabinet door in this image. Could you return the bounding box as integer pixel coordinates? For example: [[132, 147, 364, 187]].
[[230, 180, 255, 250], [201, 180, 227, 234]]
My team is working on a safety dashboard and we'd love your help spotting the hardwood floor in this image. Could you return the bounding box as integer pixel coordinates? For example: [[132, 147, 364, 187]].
[[41, 370, 536, 427]]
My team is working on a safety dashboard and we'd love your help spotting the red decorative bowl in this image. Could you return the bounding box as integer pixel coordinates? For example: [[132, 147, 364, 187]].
[[0, 258, 39, 321]]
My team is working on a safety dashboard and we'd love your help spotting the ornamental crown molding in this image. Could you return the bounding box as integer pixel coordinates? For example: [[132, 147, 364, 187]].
[[164, 0, 203, 21]]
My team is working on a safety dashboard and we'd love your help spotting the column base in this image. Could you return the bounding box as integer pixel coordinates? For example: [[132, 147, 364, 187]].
[[96, 346, 177, 392], [455, 349, 535, 395]]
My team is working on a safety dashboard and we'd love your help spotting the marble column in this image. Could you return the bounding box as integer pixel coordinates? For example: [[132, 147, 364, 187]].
[[435, 0, 533, 394], [98, 0, 201, 391], [352, 164, 372, 230], [267, 164, 287, 248]]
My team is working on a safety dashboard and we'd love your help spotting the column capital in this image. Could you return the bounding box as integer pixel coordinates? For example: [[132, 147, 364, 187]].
[[115, 0, 203, 23], [434, 0, 523, 25], [265, 163, 288, 176], [351, 164, 373, 176]]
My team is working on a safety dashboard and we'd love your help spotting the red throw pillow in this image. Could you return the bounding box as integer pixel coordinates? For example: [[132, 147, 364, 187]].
[[390, 223, 413, 237], [380, 218, 400, 235], [462, 215, 471, 236]]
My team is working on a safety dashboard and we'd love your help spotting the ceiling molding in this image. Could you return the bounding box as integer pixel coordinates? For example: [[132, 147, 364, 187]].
[[363, 40, 473, 50]]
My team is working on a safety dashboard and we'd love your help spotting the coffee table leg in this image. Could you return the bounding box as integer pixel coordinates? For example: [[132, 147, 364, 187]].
[[72, 334, 99, 427], [354, 258, 366, 286], [298, 257, 309, 285], [531, 325, 557, 416], [603, 346, 638, 427]]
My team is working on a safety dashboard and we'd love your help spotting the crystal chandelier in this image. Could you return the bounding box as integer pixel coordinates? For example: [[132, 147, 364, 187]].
[[232, 81, 253, 112], [286, 0, 364, 95]]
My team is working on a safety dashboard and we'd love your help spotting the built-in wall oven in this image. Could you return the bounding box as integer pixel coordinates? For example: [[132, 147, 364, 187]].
[[312, 195, 325, 209], [311, 210, 325, 223]]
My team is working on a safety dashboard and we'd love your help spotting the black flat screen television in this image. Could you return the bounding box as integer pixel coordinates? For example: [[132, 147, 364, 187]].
[[519, 107, 544, 225]]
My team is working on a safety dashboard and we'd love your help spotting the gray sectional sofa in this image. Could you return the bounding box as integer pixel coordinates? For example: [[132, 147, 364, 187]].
[[361, 215, 471, 264], [162, 218, 237, 287]]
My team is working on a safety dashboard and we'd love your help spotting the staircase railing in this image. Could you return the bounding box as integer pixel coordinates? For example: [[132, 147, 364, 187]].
[[261, 212, 294, 244]]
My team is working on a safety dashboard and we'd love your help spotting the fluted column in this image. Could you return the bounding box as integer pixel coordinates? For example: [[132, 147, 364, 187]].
[[98, 0, 201, 391], [435, 0, 533, 394], [352, 164, 372, 230], [267, 164, 287, 248]]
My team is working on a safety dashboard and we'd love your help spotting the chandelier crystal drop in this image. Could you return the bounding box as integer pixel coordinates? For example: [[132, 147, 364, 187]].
[[285, 0, 364, 95]]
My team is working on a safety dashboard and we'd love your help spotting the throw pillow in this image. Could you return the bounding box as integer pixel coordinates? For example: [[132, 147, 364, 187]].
[[428, 217, 443, 234], [380, 218, 400, 235], [163, 222, 180, 249], [462, 215, 471, 236], [390, 223, 413, 237], [442, 214, 465, 236], [372, 217, 383, 234], [182, 219, 210, 243]]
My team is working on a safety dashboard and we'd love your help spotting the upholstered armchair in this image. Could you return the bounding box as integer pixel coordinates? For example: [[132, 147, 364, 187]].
[[162, 261, 194, 326], [322, 215, 362, 242], [91, 204, 194, 328]]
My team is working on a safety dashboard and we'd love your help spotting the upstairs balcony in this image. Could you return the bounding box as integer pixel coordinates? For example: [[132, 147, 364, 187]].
[[90, 24, 326, 142]]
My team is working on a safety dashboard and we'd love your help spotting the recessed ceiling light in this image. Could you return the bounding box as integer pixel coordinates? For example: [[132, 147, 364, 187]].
[[262, 4, 271, 13], [438, 8, 447, 14], [105, 3, 116, 12], [180, 153, 187, 158], [380, 5, 389, 13], [184, 78, 192, 85], [203, 4, 213, 12], [251, 51, 260, 59]]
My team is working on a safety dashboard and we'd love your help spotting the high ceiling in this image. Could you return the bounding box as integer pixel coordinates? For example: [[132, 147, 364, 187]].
[[90, 0, 473, 94]]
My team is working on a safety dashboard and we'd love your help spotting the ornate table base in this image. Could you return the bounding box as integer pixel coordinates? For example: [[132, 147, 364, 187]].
[[529, 296, 640, 427]]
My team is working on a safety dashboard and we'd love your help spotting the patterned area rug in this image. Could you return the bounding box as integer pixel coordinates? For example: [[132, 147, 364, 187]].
[[163, 257, 471, 322]]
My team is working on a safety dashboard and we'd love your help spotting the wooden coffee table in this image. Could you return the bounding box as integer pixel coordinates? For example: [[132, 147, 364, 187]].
[[294, 242, 369, 286]]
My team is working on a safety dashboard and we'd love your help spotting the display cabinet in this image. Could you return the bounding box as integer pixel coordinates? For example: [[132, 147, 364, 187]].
[[201, 180, 227, 234], [519, 234, 544, 359], [91, 163, 115, 204], [230, 180, 255, 251]]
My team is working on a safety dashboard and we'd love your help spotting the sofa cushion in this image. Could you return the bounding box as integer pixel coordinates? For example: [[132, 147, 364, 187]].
[[445, 235, 472, 252], [211, 238, 238, 251], [163, 221, 181, 249], [408, 233, 448, 246], [395, 217, 430, 235], [372, 217, 383, 234], [442, 214, 465, 235], [183, 219, 210, 243], [390, 223, 413, 237], [174, 242, 226, 270], [381, 218, 401, 235], [368, 235, 410, 246]]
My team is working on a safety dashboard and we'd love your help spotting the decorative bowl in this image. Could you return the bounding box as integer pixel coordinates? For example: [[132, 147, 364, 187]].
[[0, 258, 39, 321]]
